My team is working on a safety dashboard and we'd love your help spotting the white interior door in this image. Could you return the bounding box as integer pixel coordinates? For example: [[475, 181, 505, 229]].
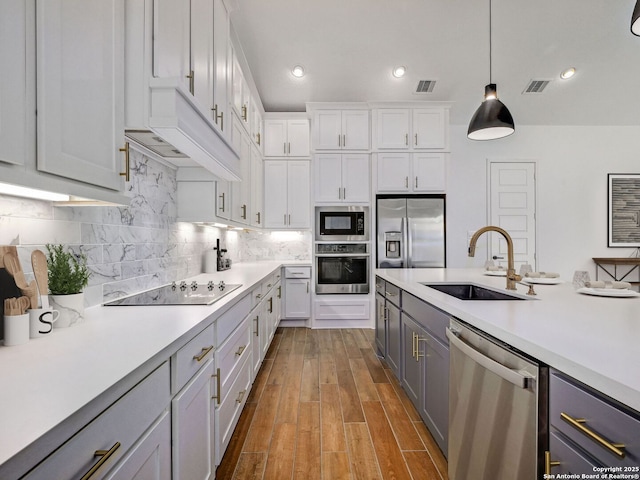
[[489, 162, 537, 271]]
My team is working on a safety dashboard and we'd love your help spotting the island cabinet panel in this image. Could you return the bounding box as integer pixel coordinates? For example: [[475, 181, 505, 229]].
[[374, 287, 386, 355], [24, 362, 171, 480], [547, 370, 640, 471]]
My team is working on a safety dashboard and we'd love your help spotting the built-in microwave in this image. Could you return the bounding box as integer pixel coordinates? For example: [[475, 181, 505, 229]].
[[315, 206, 369, 241]]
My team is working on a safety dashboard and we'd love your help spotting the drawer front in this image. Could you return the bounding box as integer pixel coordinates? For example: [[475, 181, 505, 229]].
[[384, 282, 401, 307], [215, 315, 251, 399], [402, 292, 449, 345], [375, 276, 385, 296], [25, 363, 170, 480], [215, 354, 252, 464], [263, 273, 277, 294], [173, 324, 214, 393], [549, 429, 601, 474], [217, 293, 252, 345], [550, 371, 640, 466], [284, 266, 311, 278]]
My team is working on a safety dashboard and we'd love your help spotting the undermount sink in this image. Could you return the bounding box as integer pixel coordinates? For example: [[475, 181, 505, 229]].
[[421, 283, 526, 301]]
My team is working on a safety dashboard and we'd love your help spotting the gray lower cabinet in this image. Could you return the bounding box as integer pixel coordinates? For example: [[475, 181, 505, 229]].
[[386, 301, 401, 376], [375, 292, 386, 355], [546, 369, 640, 474], [374, 276, 401, 376]]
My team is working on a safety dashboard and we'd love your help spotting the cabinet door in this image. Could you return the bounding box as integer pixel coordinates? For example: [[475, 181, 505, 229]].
[[231, 119, 251, 224], [250, 311, 261, 379], [313, 110, 341, 150], [286, 161, 310, 228], [374, 294, 386, 356], [422, 333, 449, 456], [400, 314, 421, 406], [260, 297, 271, 359], [342, 110, 370, 150], [216, 180, 230, 220], [0, 0, 34, 167], [153, 0, 190, 87], [314, 153, 342, 203], [37, 0, 125, 191], [342, 154, 370, 202], [284, 278, 311, 318], [172, 359, 214, 480], [413, 108, 446, 150], [264, 119, 287, 157], [412, 153, 446, 192], [190, 0, 214, 112], [104, 411, 171, 480], [250, 146, 263, 227], [386, 302, 401, 377], [212, 0, 228, 134], [263, 161, 288, 228], [231, 51, 244, 116], [377, 153, 411, 192], [287, 119, 310, 157], [376, 109, 410, 149]]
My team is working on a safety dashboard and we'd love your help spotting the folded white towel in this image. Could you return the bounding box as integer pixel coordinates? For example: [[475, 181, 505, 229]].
[[584, 280, 631, 289], [525, 272, 560, 278], [486, 265, 505, 271]]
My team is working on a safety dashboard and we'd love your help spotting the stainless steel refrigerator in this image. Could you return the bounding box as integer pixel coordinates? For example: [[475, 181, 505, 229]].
[[376, 195, 445, 268]]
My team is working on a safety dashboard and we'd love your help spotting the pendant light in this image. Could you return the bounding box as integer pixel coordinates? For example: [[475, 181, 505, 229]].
[[467, 0, 515, 140], [632, 0, 640, 36]]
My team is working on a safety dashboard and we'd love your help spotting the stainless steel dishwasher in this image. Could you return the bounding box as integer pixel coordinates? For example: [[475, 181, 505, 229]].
[[446, 318, 548, 480]]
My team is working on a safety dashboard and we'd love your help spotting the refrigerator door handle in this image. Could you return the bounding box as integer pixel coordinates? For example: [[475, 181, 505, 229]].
[[404, 216, 412, 268]]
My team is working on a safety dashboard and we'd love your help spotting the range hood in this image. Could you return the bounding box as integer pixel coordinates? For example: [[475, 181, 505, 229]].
[[125, 79, 240, 181]]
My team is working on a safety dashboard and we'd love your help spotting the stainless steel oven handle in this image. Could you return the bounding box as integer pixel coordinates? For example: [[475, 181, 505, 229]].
[[445, 328, 532, 388]]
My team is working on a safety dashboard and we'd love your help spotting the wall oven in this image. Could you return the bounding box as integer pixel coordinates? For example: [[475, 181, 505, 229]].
[[315, 206, 369, 241], [315, 243, 369, 294]]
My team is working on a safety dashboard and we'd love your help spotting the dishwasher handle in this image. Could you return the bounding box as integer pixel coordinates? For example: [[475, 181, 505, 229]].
[[446, 328, 532, 389]]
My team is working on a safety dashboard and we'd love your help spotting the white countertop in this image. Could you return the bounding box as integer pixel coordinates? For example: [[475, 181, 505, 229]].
[[0, 261, 309, 474], [376, 268, 640, 413]]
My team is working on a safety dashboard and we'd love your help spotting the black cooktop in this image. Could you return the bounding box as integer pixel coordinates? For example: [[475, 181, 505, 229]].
[[103, 281, 241, 306]]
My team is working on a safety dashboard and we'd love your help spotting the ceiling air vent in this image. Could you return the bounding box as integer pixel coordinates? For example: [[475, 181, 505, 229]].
[[523, 79, 550, 94], [415, 80, 436, 94]]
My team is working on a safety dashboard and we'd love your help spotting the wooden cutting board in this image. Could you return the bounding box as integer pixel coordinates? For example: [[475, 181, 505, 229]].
[[0, 246, 23, 339]]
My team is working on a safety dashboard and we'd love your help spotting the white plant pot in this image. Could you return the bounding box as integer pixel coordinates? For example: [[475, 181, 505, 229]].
[[50, 293, 85, 328]]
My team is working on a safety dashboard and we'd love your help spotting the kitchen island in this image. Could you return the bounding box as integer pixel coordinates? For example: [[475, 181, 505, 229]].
[[0, 261, 306, 479], [375, 268, 640, 413]]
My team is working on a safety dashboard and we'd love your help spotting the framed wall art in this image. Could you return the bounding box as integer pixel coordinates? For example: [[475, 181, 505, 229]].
[[608, 173, 640, 247]]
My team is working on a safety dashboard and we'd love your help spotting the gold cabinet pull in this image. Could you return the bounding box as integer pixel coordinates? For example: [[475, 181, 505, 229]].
[[235, 389, 246, 404], [288, 214, 291, 225], [212, 104, 218, 121], [254, 316, 259, 336], [415, 133, 418, 145], [267, 283, 272, 288], [256, 211, 261, 224], [119, 142, 130, 182], [405, 176, 408, 188], [241, 204, 247, 219], [218, 111, 224, 131], [415, 177, 418, 189], [405, 133, 408, 146], [256, 293, 262, 299], [268, 297, 273, 313], [416, 336, 426, 359], [242, 104, 247, 121], [193, 345, 213, 362], [186, 70, 194, 94], [343, 134, 346, 147], [212, 367, 221, 404], [338, 134, 341, 147], [219, 192, 225, 211], [306, 281, 309, 293], [80, 442, 121, 480], [277, 285, 281, 298], [560, 412, 626, 458], [412, 332, 417, 360], [544, 451, 561, 475], [235, 345, 246, 356], [256, 132, 261, 145]]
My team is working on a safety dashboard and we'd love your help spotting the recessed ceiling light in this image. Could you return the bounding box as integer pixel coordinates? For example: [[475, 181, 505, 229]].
[[291, 65, 305, 78], [392, 66, 406, 78], [560, 67, 576, 79]]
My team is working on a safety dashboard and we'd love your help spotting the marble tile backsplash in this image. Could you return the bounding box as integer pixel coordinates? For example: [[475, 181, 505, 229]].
[[0, 150, 310, 307]]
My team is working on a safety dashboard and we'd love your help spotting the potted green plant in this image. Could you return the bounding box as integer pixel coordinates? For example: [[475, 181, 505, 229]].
[[46, 244, 91, 327]]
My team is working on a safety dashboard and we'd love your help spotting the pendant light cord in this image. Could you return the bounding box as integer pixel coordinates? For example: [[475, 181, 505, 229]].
[[489, 0, 492, 84]]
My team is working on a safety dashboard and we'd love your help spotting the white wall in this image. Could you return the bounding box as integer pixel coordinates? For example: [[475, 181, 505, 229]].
[[447, 124, 640, 279]]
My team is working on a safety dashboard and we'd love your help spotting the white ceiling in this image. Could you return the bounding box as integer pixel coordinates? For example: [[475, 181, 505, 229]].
[[230, 0, 640, 126]]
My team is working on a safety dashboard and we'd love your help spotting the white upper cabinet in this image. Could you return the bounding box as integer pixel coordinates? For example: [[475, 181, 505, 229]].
[[190, 0, 215, 114], [0, 0, 34, 167], [231, 114, 252, 224], [231, 51, 251, 128], [212, 0, 229, 133], [264, 118, 310, 157], [36, 0, 125, 191], [315, 153, 370, 203], [312, 110, 369, 150], [264, 160, 310, 229], [376, 152, 446, 193], [374, 107, 449, 151], [250, 144, 263, 228], [153, 0, 190, 90], [375, 109, 410, 150]]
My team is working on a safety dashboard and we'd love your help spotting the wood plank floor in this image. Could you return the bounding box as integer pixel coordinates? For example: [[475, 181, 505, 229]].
[[216, 327, 448, 480]]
